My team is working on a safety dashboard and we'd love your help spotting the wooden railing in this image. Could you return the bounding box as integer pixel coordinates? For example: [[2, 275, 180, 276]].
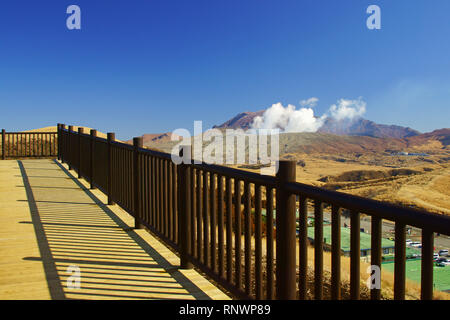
[[58, 123, 450, 300], [1, 129, 57, 159]]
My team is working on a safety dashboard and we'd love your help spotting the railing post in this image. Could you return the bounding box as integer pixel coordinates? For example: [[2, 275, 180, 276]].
[[133, 137, 144, 229], [421, 229, 434, 300], [77, 127, 84, 179], [178, 145, 193, 269], [90, 129, 97, 189], [276, 160, 296, 300], [60, 124, 66, 163], [68, 125, 73, 170], [1, 129, 5, 160], [57, 124, 61, 161], [107, 132, 115, 205], [394, 222, 406, 300]]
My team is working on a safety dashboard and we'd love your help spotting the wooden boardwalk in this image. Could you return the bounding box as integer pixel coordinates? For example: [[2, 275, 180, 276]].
[[0, 159, 230, 300]]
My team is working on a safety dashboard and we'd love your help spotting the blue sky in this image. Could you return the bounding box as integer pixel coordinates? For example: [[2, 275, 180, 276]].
[[1, 0, 449, 140]]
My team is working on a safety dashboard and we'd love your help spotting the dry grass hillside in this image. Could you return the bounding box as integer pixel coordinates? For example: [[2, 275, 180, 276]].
[[24, 126, 113, 140], [143, 129, 450, 215]]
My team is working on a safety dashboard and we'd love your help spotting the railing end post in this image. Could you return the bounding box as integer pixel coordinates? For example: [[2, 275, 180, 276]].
[[60, 124, 66, 163], [77, 127, 84, 179], [89, 129, 97, 189], [107, 132, 115, 206], [1, 129, 5, 160], [178, 145, 193, 269], [133, 137, 144, 229], [67, 126, 74, 170]]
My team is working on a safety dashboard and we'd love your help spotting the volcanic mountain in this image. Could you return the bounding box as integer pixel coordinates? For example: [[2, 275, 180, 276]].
[[318, 118, 420, 138], [126, 132, 180, 147], [212, 111, 265, 131], [213, 110, 421, 139]]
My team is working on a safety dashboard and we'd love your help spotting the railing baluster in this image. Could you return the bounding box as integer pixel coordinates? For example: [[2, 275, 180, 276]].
[[371, 216, 382, 300], [40, 132, 43, 157], [172, 162, 177, 244], [226, 177, 233, 283], [197, 169, 203, 263], [90, 129, 97, 189], [133, 137, 144, 229], [164, 159, 169, 237], [68, 126, 73, 170], [107, 132, 115, 205], [57, 124, 61, 160], [299, 196, 308, 300], [178, 146, 193, 269], [168, 160, 172, 240], [421, 229, 434, 300], [1, 129, 5, 160], [350, 210, 360, 300], [121, 148, 126, 209], [331, 205, 341, 300], [33, 133, 36, 157], [191, 168, 197, 257], [52, 133, 55, 155], [244, 181, 252, 296], [9, 133, 12, 157], [210, 172, 217, 273], [218, 175, 225, 279], [144, 155, 149, 227], [314, 200, 324, 300], [157, 157, 162, 231], [266, 187, 274, 300], [203, 171, 210, 268], [235, 179, 242, 290], [160, 159, 165, 234], [394, 222, 406, 300], [26, 133, 29, 157], [255, 183, 262, 300], [151, 156, 156, 228]]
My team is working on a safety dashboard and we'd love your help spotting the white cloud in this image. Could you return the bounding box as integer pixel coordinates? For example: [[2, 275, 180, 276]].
[[300, 97, 319, 107], [328, 98, 366, 121]]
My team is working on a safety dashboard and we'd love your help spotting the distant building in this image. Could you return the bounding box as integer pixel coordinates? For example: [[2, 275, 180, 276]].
[[306, 226, 396, 258], [391, 151, 430, 157]]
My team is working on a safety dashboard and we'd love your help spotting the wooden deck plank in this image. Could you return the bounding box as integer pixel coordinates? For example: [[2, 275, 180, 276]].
[[0, 159, 230, 300]]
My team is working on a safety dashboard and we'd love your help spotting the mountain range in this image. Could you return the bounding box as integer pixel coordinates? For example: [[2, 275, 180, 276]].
[[213, 110, 421, 139], [128, 110, 449, 155]]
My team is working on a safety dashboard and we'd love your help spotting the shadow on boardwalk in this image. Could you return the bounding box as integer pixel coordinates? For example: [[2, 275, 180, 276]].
[[15, 159, 219, 300]]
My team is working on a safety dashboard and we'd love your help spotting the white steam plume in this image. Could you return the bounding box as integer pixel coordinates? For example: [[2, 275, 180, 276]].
[[252, 103, 326, 133], [328, 98, 366, 121], [250, 98, 367, 133]]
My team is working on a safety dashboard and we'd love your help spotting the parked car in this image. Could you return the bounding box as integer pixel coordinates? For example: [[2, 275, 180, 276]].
[[434, 253, 440, 260], [411, 242, 421, 248], [439, 249, 449, 256], [406, 239, 413, 245], [436, 260, 450, 267]]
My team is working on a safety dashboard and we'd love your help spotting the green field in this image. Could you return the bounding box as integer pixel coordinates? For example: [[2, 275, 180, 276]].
[[382, 259, 450, 292], [306, 226, 395, 252]]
